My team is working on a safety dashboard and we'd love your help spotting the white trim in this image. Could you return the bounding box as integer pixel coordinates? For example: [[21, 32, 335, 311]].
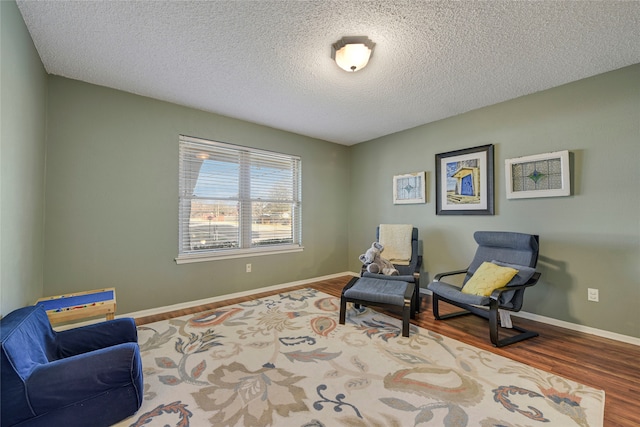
[[180, 134, 301, 161], [178, 134, 302, 260], [419, 288, 639, 346], [59, 273, 639, 346], [123, 271, 358, 319], [511, 310, 640, 346], [175, 246, 304, 264], [53, 272, 357, 331]]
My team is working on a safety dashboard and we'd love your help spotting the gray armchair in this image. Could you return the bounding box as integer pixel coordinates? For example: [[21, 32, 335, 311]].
[[427, 231, 541, 347], [361, 225, 422, 313]]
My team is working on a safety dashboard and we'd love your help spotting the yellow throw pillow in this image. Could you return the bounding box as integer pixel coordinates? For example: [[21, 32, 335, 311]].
[[461, 262, 519, 297]]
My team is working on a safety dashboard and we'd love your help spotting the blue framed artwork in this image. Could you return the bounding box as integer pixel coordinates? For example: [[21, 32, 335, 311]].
[[435, 144, 494, 215]]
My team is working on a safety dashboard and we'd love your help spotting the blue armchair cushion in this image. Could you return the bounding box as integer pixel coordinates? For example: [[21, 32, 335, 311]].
[[344, 277, 410, 306], [428, 281, 491, 305], [1, 305, 143, 427], [362, 272, 416, 283], [429, 261, 536, 309]]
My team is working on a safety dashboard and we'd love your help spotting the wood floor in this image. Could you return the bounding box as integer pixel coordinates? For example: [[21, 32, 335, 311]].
[[136, 275, 640, 427]]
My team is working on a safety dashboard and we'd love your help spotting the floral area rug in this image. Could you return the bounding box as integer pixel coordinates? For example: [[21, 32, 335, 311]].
[[115, 288, 604, 427]]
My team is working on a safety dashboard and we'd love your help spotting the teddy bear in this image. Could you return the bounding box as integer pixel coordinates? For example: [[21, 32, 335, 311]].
[[359, 242, 399, 276]]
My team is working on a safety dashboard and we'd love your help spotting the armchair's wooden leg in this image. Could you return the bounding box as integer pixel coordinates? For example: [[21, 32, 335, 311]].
[[431, 294, 473, 320], [433, 290, 539, 347], [489, 306, 500, 346], [432, 293, 442, 320], [402, 305, 410, 337], [339, 297, 347, 325], [489, 301, 539, 347], [414, 275, 420, 313]]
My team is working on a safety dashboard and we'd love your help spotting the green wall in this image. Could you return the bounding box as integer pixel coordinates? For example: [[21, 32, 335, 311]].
[[0, 0, 47, 316], [349, 64, 640, 338], [2, 0, 639, 338], [43, 77, 350, 314]]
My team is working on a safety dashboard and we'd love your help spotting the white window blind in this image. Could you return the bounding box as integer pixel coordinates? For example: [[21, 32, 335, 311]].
[[177, 135, 302, 263]]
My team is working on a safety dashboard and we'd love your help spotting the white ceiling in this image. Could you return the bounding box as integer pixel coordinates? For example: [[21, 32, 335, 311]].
[[16, 1, 640, 146]]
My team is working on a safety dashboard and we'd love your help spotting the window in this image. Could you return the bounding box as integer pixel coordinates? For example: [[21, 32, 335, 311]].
[[177, 135, 302, 263]]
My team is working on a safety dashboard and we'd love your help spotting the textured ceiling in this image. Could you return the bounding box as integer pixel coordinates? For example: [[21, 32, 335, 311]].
[[16, 1, 640, 145]]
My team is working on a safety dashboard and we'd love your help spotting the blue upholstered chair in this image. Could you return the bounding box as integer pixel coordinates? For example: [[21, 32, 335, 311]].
[[361, 225, 422, 313], [1, 305, 143, 426], [427, 231, 541, 347]]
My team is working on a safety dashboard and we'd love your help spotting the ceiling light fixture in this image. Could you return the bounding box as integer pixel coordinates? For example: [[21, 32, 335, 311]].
[[331, 36, 375, 72]]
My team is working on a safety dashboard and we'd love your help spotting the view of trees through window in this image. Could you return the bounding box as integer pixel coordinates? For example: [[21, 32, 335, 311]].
[[187, 199, 295, 251], [178, 135, 301, 258]]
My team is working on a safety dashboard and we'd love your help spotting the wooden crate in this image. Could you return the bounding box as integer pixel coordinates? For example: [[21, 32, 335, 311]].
[[36, 288, 116, 324]]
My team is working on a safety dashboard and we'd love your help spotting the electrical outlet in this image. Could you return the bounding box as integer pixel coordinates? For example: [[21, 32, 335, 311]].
[[246, 263, 252, 273], [587, 288, 599, 302]]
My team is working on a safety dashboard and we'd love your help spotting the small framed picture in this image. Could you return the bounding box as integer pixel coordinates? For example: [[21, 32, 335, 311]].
[[393, 172, 426, 204], [435, 144, 494, 215], [505, 150, 570, 199]]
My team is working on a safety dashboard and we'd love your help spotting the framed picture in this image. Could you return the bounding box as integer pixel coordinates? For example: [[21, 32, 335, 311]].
[[505, 150, 570, 199], [435, 144, 494, 215], [393, 172, 426, 204]]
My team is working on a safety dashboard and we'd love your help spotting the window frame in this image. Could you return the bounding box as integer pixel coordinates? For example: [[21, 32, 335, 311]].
[[176, 135, 302, 264]]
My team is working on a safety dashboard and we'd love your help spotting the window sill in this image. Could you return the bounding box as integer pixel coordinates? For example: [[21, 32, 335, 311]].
[[175, 245, 304, 264]]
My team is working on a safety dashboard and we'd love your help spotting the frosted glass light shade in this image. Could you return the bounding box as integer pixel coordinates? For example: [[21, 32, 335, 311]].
[[331, 36, 375, 72]]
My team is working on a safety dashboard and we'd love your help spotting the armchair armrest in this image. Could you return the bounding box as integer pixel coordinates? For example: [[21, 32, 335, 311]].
[[433, 269, 468, 282], [411, 256, 422, 279], [489, 272, 542, 311], [360, 264, 368, 276], [26, 342, 142, 415], [56, 318, 138, 357], [489, 272, 541, 301]]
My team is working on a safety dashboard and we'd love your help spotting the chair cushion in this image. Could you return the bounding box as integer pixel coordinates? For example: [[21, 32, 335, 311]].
[[461, 262, 519, 296], [428, 281, 490, 306], [362, 272, 416, 283], [344, 277, 409, 306]]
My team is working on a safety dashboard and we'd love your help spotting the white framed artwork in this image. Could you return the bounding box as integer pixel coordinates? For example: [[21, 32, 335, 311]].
[[393, 172, 426, 204], [505, 150, 570, 199]]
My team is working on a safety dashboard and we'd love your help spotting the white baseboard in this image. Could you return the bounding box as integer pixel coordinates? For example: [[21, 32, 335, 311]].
[[511, 310, 640, 346], [122, 271, 358, 320], [419, 288, 640, 347], [61, 273, 639, 346]]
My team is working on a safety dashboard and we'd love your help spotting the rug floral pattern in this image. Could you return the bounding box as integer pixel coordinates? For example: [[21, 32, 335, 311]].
[[115, 288, 604, 427]]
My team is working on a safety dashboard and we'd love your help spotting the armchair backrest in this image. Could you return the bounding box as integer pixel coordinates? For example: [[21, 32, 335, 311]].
[[463, 231, 539, 310], [1, 306, 59, 425], [1, 306, 59, 370], [376, 226, 419, 275], [465, 231, 539, 279]]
